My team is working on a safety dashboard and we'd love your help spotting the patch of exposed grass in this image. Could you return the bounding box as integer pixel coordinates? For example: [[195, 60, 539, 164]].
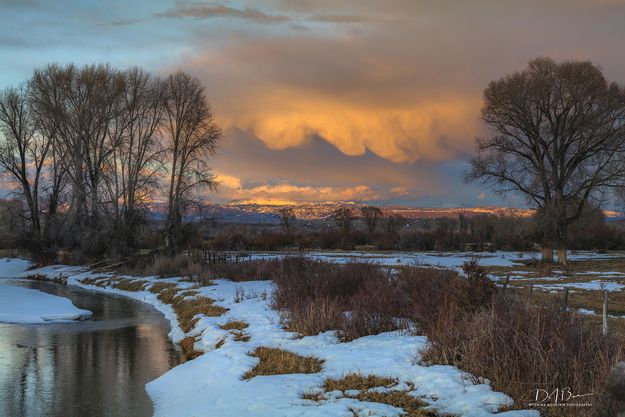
[[232, 331, 251, 342], [219, 320, 249, 331], [302, 389, 325, 402], [352, 391, 435, 417], [179, 289, 200, 298], [80, 276, 124, 288], [219, 320, 251, 342], [158, 286, 183, 304], [173, 296, 228, 333], [179, 336, 203, 360], [111, 278, 147, 292], [324, 373, 397, 392], [243, 347, 324, 379], [307, 373, 434, 417], [80, 277, 99, 286], [149, 281, 227, 333], [149, 282, 177, 294]]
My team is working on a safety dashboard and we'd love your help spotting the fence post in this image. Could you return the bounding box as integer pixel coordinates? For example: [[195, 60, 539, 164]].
[[603, 290, 609, 336], [502, 275, 510, 293]]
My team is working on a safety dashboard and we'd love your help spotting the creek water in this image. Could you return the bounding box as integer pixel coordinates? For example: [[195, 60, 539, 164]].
[[0, 279, 183, 417]]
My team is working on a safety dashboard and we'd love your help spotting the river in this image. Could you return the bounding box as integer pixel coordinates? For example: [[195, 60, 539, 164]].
[[0, 279, 183, 417]]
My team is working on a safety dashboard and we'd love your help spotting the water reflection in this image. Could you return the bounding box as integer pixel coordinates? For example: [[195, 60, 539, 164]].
[[0, 280, 183, 417]]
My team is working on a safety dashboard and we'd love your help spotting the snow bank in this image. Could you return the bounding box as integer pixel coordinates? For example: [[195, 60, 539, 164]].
[[0, 257, 92, 324], [0, 283, 92, 324], [0, 257, 31, 277], [19, 262, 538, 417]]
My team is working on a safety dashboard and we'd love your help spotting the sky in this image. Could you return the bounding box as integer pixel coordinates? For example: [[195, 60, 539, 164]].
[[2, 0, 625, 207]]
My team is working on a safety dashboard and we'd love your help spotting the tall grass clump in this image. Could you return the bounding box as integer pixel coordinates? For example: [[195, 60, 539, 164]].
[[270, 257, 465, 341], [206, 258, 285, 282], [423, 293, 623, 417]]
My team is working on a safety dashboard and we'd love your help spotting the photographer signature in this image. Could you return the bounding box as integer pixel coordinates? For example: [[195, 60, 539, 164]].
[[529, 387, 593, 406]]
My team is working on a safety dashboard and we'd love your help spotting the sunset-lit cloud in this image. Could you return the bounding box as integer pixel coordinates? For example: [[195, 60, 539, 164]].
[[3, 0, 625, 206], [214, 172, 410, 204], [218, 92, 480, 163]]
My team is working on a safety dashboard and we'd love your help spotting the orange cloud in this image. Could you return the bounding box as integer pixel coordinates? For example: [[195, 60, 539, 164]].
[[213, 172, 409, 204], [178, 31, 485, 165], [219, 90, 480, 163]]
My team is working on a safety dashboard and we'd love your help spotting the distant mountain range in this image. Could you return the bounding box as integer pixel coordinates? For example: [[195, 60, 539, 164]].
[[176, 202, 539, 224]]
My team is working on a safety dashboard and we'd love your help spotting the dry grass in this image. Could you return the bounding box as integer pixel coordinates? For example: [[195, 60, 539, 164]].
[[179, 336, 203, 360], [323, 373, 397, 392], [79, 276, 125, 288], [157, 286, 183, 304], [423, 294, 624, 417], [307, 373, 435, 417], [148, 281, 177, 294], [111, 278, 147, 292], [243, 347, 324, 379], [219, 320, 249, 331], [301, 389, 326, 402], [219, 320, 251, 342], [150, 254, 197, 277], [149, 281, 227, 333], [80, 277, 100, 286], [173, 296, 227, 333], [488, 258, 625, 317], [272, 257, 485, 341], [179, 289, 200, 298], [233, 331, 251, 342], [205, 259, 285, 282], [353, 391, 435, 417]]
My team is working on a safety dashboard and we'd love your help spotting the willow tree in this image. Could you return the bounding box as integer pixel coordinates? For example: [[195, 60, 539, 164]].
[[163, 71, 222, 253], [468, 58, 625, 264]]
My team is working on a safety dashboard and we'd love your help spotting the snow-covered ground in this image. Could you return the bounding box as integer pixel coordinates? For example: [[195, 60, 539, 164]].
[[0, 259, 92, 324], [535, 280, 625, 292], [250, 250, 623, 269], [0, 258, 538, 417]]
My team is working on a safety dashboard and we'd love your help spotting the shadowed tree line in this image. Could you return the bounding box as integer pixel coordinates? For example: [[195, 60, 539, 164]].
[[0, 64, 221, 262]]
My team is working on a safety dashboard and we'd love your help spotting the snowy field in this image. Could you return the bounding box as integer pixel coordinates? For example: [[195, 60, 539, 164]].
[[250, 250, 623, 269], [0, 257, 538, 417], [0, 259, 92, 324]]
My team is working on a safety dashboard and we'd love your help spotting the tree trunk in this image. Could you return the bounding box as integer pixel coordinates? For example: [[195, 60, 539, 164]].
[[557, 246, 568, 266], [541, 243, 554, 263]]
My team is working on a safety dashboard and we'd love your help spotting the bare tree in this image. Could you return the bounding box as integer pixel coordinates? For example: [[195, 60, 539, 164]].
[[163, 71, 222, 253], [0, 84, 51, 238], [360, 206, 382, 233], [104, 68, 165, 245], [384, 213, 405, 235], [467, 58, 625, 265], [333, 207, 355, 234], [277, 207, 296, 232], [30, 64, 125, 228]]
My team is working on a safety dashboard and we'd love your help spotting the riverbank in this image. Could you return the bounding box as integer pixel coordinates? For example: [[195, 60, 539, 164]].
[[0, 257, 538, 417]]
